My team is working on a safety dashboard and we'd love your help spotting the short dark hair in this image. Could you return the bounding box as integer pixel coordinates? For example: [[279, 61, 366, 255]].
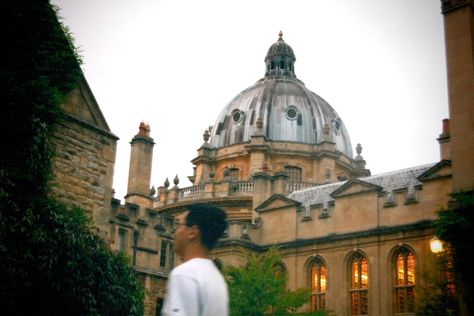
[[185, 203, 227, 250]]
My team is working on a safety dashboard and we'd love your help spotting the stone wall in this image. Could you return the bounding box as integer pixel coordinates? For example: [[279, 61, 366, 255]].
[[49, 79, 118, 239]]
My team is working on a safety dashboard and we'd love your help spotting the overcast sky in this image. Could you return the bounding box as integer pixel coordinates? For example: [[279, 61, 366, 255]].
[[52, 0, 449, 200]]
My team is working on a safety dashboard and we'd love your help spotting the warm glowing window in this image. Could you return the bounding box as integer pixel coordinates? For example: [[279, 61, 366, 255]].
[[394, 248, 415, 314], [285, 166, 302, 183], [350, 254, 368, 316], [309, 258, 327, 311]]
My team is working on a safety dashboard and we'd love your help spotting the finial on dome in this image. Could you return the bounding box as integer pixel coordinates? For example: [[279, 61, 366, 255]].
[[278, 30, 283, 41], [203, 129, 210, 143], [356, 143, 362, 155], [355, 143, 364, 161]]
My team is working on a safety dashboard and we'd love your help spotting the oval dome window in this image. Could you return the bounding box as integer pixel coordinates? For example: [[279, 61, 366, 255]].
[[286, 106, 298, 120]]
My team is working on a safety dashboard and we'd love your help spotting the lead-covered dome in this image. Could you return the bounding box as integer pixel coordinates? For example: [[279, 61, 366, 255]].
[[209, 32, 353, 158]]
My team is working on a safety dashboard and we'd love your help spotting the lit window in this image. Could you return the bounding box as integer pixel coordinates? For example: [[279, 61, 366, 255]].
[[310, 258, 327, 311], [284, 166, 302, 183], [394, 248, 415, 314], [350, 253, 368, 316]]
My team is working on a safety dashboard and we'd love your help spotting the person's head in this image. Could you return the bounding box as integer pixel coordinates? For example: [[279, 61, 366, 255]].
[[173, 204, 227, 259]]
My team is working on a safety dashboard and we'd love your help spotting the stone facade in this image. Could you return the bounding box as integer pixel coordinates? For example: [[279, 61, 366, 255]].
[[442, 0, 474, 191], [50, 76, 118, 238]]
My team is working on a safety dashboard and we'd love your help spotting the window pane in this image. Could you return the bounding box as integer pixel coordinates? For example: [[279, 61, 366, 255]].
[[319, 294, 326, 311], [407, 287, 415, 312], [396, 254, 404, 285], [361, 258, 368, 289], [285, 166, 302, 182], [407, 252, 415, 285], [118, 229, 126, 251], [395, 249, 416, 313], [351, 292, 359, 315], [360, 290, 368, 314], [352, 260, 359, 288], [320, 265, 327, 292], [312, 266, 317, 291], [160, 240, 167, 267], [396, 288, 406, 313], [229, 168, 240, 181]]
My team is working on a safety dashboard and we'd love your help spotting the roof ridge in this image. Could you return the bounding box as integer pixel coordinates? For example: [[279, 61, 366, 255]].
[[359, 162, 437, 180]]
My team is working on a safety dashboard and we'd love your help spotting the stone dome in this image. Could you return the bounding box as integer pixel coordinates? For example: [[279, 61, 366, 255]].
[[209, 32, 354, 158]]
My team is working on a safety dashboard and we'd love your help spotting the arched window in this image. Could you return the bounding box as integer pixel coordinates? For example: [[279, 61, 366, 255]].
[[309, 258, 327, 311], [284, 166, 302, 183], [394, 248, 415, 313], [349, 253, 368, 315], [273, 262, 286, 279]]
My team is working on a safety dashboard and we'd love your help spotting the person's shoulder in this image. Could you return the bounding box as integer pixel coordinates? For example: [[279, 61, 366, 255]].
[[172, 259, 216, 276]]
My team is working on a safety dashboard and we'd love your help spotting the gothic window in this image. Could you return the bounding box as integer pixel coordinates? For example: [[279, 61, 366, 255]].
[[285, 166, 302, 183], [273, 262, 286, 279], [394, 248, 415, 314], [118, 228, 127, 252], [350, 253, 368, 316], [309, 258, 327, 311], [280, 60, 285, 69], [160, 240, 168, 267]]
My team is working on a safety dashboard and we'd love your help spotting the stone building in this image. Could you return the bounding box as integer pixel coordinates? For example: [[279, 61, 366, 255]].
[[49, 1, 473, 315], [107, 30, 455, 316]]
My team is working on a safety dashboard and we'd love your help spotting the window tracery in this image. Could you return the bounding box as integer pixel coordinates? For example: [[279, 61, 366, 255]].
[[350, 253, 368, 316]]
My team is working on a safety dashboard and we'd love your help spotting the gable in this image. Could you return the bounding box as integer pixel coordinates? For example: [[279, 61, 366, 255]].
[[330, 179, 383, 198], [417, 160, 452, 181], [60, 75, 111, 132], [255, 194, 301, 213]]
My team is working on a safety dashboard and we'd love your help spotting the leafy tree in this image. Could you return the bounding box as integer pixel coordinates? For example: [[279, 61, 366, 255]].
[[224, 247, 328, 316], [431, 191, 474, 315], [416, 251, 459, 315], [1, 1, 144, 314]]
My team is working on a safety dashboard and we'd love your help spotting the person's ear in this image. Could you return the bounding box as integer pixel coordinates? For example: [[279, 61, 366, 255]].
[[186, 225, 200, 241]]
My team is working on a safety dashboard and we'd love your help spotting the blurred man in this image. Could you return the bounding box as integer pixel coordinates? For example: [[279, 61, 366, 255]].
[[162, 203, 228, 316]]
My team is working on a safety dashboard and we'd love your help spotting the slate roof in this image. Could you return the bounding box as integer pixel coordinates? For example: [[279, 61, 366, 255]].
[[287, 163, 436, 208]]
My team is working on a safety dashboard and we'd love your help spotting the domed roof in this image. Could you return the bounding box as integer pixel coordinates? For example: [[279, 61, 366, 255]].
[[209, 33, 354, 158]]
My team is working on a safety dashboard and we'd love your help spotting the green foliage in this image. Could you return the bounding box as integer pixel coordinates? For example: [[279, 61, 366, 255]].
[[1, 198, 145, 315], [1, 1, 144, 314], [224, 247, 324, 316], [416, 253, 459, 315], [431, 191, 474, 314]]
